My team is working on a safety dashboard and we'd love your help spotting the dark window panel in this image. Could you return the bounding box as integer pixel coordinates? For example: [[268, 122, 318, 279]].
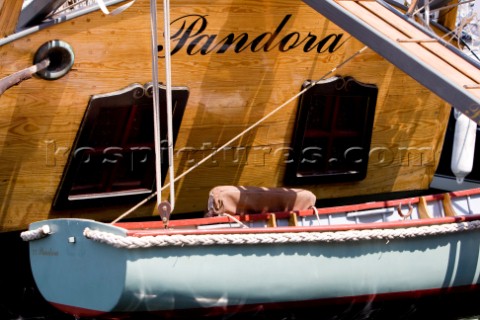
[[52, 83, 189, 209], [285, 76, 377, 184]]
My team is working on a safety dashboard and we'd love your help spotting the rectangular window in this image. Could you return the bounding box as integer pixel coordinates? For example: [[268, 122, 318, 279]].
[[53, 83, 188, 209], [285, 76, 377, 184]]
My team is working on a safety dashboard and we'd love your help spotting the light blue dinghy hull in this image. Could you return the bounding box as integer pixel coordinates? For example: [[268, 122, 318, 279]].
[[26, 217, 480, 318]]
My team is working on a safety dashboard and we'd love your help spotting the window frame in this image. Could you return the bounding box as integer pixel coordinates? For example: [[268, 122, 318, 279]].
[[284, 76, 377, 185], [52, 83, 189, 210]]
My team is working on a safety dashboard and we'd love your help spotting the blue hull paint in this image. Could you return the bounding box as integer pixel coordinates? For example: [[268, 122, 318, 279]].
[[27, 217, 480, 318]]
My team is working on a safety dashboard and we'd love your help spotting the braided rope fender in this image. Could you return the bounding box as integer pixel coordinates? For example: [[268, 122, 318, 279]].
[[83, 220, 480, 249], [20, 225, 51, 241]]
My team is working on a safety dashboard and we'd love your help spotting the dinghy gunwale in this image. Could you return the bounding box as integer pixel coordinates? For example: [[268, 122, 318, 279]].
[[26, 214, 480, 316]]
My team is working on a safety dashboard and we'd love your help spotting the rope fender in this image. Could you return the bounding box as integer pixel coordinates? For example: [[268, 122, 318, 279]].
[[20, 225, 51, 241], [82, 220, 480, 249]]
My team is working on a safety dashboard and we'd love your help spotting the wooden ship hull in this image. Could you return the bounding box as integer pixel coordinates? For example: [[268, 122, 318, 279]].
[[6, 0, 480, 318], [0, 0, 458, 233]]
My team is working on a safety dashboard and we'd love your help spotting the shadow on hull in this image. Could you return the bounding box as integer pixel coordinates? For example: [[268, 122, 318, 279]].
[[2, 230, 480, 320]]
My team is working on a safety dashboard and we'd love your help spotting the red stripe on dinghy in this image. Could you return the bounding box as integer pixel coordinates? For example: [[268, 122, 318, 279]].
[[313, 188, 480, 215], [116, 188, 480, 235], [49, 284, 480, 319], [122, 214, 480, 237], [48, 303, 109, 318]]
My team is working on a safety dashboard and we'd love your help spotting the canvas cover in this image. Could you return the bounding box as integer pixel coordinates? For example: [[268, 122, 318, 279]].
[[207, 186, 316, 216]]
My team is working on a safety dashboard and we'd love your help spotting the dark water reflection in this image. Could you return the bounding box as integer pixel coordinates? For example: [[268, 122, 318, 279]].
[[3, 292, 480, 320], [3, 231, 480, 320]]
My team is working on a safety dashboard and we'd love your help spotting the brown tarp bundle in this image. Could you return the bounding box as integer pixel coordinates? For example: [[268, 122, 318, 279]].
[[207, 186, 316, 216]]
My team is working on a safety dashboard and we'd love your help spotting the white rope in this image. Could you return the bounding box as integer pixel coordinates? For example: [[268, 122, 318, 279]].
[[20, 225, 51, 241], [222, 213, 249, 228], [163, 0, 176, 213], [312, 206, 321, 225], [149, 0, 163, 210], [97, 0, 136, 16], [84, 220, 480, 248]]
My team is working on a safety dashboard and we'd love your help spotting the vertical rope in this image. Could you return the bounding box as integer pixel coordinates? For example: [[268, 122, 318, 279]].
[[163, 0, 176, 212], [149, 0, 163, 209]]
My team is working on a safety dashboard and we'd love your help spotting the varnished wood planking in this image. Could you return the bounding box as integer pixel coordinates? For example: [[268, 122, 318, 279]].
[[341, 1, 480, 87], [0, 0, 450, 231], [0, 1, 22, 37], [437, 0, 459, 31], [359, 1, 479, 84]]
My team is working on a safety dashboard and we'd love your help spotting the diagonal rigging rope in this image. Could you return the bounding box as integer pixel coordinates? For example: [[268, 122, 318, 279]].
[[111, 41, 368, 224]]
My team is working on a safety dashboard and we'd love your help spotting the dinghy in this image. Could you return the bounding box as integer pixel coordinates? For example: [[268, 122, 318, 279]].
[[21, 187, 480, 318]]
